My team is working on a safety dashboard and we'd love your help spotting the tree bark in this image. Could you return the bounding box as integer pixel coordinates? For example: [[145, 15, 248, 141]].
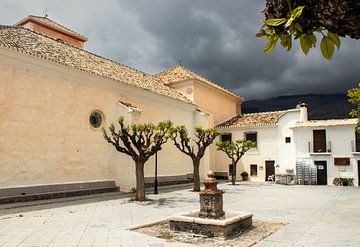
[[264, 0, 360, 39], [192, 158, 201, 192], [135, 161, 146, 201], [232, 161, 236, 185]]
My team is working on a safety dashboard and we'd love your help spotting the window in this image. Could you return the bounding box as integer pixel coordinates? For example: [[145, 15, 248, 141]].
[[250, 164, 257, 176], [89, 110, 104, 129], [221, 134, 232, 143], [356, 131, 360, 152], [285, 137, 291, 143], [313, 129, 326, 152], [245, 132, 257, 147]]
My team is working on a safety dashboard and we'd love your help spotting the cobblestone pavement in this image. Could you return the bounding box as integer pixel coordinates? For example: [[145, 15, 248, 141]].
[[0, 183, 359, 246]]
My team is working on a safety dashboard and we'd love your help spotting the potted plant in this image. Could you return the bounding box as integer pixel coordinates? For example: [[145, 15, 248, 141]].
[[241, 171, 249, 181]]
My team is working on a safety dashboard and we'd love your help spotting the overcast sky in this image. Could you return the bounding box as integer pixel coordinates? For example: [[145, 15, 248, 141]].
[[1, 0, 359, 100]]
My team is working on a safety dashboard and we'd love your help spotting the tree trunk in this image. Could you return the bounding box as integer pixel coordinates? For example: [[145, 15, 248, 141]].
[[232, 161, 236, 185], [193, 158, 201, 192], [135, 161, 146, 201]]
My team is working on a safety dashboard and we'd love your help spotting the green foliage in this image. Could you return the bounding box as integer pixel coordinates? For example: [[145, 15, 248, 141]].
[[347, 83, 360, 133], [333, 177, 354, 186], [171, 125, 219, 159], [102, 116, 173, 162], [258, 2, 341, 60], [216, 139, 256, 164], [241, 171, 249, 177], [216, 139, 255, 185]]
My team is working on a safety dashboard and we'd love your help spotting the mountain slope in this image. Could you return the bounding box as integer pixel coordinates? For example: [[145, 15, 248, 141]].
[[242, 94, 354, 120]]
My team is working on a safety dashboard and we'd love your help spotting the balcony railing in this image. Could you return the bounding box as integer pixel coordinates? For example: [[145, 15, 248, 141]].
[[308, 141, 331, 153], [351, 140, 360, 152]]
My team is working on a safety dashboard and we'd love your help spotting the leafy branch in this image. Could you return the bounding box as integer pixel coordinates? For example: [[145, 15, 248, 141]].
[[257, 2, 341, 60]]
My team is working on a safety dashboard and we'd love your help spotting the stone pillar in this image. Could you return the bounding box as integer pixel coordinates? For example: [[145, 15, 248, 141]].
[[199, 170, 225, 219]]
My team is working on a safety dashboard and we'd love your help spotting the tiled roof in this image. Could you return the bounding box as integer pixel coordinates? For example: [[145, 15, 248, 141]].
[[15, 15, 87, 41], [216, 110, 287, 128], [0, 26, 192, 104], [156, 65, 243, 100], [292, 118, 357, 128]]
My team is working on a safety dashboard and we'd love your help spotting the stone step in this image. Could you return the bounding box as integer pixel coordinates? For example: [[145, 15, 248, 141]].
[[145, 179, 193, 188], [0, 181, 119, 204]]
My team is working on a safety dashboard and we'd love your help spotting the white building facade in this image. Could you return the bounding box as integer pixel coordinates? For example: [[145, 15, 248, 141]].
[[292, 118, 360, 186], [215, 104, 360, 187], [215, 105, 304, 182]]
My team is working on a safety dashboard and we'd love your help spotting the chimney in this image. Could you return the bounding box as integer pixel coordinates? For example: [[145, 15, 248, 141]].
[[298, 103, 308, 122]]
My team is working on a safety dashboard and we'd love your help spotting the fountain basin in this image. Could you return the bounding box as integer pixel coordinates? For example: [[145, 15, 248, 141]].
[[168, 210, 253, 238]]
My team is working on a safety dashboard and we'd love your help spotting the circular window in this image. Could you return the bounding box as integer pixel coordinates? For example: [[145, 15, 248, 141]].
[[89, 111, 104, 129]]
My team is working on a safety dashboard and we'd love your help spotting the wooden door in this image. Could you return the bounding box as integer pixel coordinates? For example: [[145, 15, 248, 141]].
[[315, 161, 327, 185], [265, 161, 275, 181], [313, 130, 326, 152]]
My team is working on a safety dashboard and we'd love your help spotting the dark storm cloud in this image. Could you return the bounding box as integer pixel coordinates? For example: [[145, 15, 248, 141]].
[[0, 0, 359, 99]]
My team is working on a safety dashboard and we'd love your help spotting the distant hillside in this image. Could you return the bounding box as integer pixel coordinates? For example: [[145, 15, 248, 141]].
[[242, 94, 354, 120]]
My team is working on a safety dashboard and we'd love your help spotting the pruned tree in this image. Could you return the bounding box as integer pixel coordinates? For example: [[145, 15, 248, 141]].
[[216, 139, 256, 185], [348, 83, 360, 133], [103, 117, 173, 201], [172, 126, 219, 191], [258, 0, 360, 59]]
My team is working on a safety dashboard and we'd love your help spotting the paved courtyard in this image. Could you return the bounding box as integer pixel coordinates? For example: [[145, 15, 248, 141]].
[[0, 183, 359, 246]]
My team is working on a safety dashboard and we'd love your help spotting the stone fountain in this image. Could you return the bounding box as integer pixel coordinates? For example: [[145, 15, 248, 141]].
[[168, 170, 253, 238]]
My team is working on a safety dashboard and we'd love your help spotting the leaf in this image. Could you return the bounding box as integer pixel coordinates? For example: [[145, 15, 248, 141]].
[[327, 32, 341, 49], [320, 36, 335, 60], [300, 35, 310, 55], [255, 29, 267, 38], [294, 22, 303, 33], [291, 6, 305, 19], [263, 18, 287, 27], [287, 36, 292, 51], [264, 37, 278, 53], [280, 35, 292, 51], [285, 17, 294, 28], [309, 34, 317, 47]]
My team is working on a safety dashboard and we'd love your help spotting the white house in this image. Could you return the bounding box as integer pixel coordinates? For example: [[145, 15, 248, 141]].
[[215, 104, 306, 182], [292, 118, 360, 186], [215, 103, 360, 187]]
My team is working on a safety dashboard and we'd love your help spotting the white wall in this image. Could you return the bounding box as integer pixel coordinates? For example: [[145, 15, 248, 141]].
[[215, 110, 301, 182], [293, 124, 359, 186], [215, 126, 279, 182], [277, 110, 301, 173]]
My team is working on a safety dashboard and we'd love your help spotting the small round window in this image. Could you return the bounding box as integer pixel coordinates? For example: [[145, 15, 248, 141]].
[[89, 111, 104, 129]]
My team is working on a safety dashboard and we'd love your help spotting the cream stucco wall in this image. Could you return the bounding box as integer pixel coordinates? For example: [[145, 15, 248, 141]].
[[193, 81, 241, 125], [0, 47, 210, 191]]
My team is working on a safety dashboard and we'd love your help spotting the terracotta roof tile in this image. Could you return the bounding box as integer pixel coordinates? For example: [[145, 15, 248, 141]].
[[292, 118, 357, 128], [216, 110, 287, 128], [156, 65, 242, 100], [0, 26, 192, 104], [15, 15, 87, 41]]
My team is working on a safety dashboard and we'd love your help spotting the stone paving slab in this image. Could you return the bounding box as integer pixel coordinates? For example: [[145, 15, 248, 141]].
[[0, 183, 359, 246]]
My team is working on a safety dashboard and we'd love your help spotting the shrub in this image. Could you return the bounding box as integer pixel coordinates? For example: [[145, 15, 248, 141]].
[[241, 171, 249, 177]]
